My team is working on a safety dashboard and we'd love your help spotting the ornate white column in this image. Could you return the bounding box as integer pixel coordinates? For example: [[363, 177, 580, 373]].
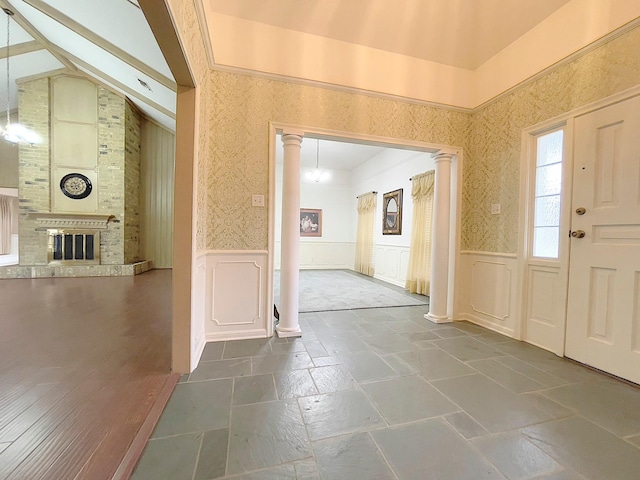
[[426, 153, 454, 324], [277, 133, 303, 338]]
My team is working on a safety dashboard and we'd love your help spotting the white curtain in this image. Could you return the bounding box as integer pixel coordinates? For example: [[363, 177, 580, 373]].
[[354, 191, 377, 276], [405, 170, 435, 295], [0, 195, 15, 255]]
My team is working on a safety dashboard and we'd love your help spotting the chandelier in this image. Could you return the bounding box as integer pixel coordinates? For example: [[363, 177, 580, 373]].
[[305, 139, 329, 183], [1, 8, 40, 145]]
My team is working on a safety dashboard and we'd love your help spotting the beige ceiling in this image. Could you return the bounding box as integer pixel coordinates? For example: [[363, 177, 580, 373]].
[[206, 0, 572, 70]]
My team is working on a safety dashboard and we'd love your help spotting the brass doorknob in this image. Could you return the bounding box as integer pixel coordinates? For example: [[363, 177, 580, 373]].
[[571, 230, 585, 238]]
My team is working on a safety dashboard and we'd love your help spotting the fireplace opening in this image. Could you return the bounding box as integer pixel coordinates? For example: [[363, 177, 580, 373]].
[[48, 229, 100, 264]]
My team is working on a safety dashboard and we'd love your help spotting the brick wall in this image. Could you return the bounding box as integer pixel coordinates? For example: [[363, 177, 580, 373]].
[[17, 77, 50, 265], [124, 100, 141, 264]]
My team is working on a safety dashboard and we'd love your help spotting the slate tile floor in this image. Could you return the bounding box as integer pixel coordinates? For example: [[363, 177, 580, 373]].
[[132, 306, 640, 480]]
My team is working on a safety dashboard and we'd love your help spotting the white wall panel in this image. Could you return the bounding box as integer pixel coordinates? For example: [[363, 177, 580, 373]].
[[141, 121, 174, 268], [205, 250, 270, 341], [373, 244, 409, 287], [457, 251, 518, 337], [275, 241, 355, 270], [191, 254, 207, 371]]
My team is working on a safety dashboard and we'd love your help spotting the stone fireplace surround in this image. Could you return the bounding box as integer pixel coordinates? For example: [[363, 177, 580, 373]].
[[0, 213, 152, 279]]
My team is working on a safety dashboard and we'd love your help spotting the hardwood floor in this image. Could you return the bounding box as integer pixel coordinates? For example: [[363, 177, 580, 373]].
[[0, 270, 173, 480]]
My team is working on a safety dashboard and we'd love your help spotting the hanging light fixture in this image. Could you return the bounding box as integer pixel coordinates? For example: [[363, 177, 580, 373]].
[[1, 8, 40, 145], [305, 139, 329, 183]]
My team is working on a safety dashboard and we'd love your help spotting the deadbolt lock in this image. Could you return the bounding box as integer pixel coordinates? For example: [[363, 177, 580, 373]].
[[571, 230, 586, 238], [576, 207, 586, 215]]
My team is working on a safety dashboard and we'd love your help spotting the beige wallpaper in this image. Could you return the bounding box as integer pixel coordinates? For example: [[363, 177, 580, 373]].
[[169, 1, 640, 254], [206, 73, 470, 250], [465, 26, 640, 252]]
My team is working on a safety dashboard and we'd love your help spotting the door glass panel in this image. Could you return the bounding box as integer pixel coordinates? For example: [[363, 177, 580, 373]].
[[533, 226, 560, 258], [532, 129, 564, 259]]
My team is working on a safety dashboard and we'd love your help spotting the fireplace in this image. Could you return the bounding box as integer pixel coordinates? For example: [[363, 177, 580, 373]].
[[48, 229, 100, 264]]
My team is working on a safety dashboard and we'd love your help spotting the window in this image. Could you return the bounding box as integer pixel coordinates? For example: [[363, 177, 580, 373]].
[[532, 129, 563, 258]]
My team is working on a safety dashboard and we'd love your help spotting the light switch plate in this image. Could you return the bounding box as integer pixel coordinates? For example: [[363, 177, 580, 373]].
[[491, 203, 501, 215], [252, 194, 265, 207]]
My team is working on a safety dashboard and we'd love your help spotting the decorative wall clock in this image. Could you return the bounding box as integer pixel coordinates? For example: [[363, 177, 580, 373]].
[[60, 173, 92, 199]]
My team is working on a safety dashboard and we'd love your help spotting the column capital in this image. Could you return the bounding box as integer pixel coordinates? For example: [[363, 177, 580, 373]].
[[432, 152, 455, 163], [281, 133, 303, 147]]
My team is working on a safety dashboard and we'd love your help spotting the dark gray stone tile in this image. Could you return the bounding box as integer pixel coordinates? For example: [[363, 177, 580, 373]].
[[432, 327, 469, 338], [495, 356, 568, 388], [541, 382, 640, 436], [362, 376, 457, 425], [431, 336, 504, 362], [152, 379, 232, 437], [313, 432, 395, 480], [452, 321, 489, 335], [363, 334, 417, 355], [444, 412, 490, 439], [356, 322, 396, 336], [270, 340, 306, 354], [372, 418, 502, 479], [522, 417, 640, 480], [627, 435, 640, 448], [339, 351, 398, 383], [132, 432, 201, 480], [474, 331, 514, 345], [309, 365, 358, 393], [396, 348, 475, 380], [275, 370, 318, 399], [536, 471, 586, 480], [189, 358, 251, 382], [227, 400, 312, 475], [472, 431, 561, 480], [251, 352, 314, 374], [194, 428, 228, 480], [400, 330, 441, 342], [381, 354, 418, 376], [302, 341, 329, 358], [432, 374, 552, 433], [200, 341, 225, 361], [222, 338, 271, 359], [388, 320, 427, 333], [311, 356, 341, 367], [520, 392, 574, 419], [223, 338, 272, 359], [178, 373, 189, 383], [299, 390, 385, 440], [226, 464, 297, 479], [232, 374, 277, 406], [318, 333, 371, 355], [469, 358, 545, 393], [293, 459, 320, 479]]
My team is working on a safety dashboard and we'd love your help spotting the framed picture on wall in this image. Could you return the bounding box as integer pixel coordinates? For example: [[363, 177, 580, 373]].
[[382, 189, 402, 235], [300, 208, 322, 237]]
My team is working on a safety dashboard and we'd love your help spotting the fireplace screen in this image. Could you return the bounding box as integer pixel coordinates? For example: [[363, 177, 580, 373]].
[[48, 229, 100, 264]]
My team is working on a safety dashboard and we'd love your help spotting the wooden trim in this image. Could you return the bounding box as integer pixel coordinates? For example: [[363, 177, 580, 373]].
[[193, 0, 216, 65], [21, 0, 177, 91], [139, 0, 195, 88], [0, 0, 77, 71], [111, 373, 180, 480], [62, 50, 176, 119], [15, 67, 70, 84], [460, 250, 518, 259], [0, 40, 42, 59]]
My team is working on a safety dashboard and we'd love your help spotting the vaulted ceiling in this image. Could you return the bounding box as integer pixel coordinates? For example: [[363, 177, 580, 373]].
[[0, 0, 175, 130]]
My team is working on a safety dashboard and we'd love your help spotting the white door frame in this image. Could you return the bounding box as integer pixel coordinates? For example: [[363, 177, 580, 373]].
[[267, 122, 464, 336], [517, 84, 640, 355]]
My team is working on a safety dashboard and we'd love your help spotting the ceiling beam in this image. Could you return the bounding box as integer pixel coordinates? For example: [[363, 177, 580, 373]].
[[0, 0, 76, 71], [21, 0, 176, 91], [0, 40, 42, 58], [62, 48, 175, 120]]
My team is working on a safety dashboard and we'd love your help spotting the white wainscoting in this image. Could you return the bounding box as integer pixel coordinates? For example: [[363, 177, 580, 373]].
[[191, 254, 207, 371], [205, 250, 270, 342], [373, 244, 410, 287], [457, 251, 519, 338], [274, 241, 355, 270]]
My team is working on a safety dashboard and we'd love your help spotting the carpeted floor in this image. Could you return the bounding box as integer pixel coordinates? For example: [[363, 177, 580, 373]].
[[274, 269, 428, 313]]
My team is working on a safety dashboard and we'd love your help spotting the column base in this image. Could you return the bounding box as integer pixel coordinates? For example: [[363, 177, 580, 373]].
[[425, 312, 452, 324], [275, 324, 303, 338]]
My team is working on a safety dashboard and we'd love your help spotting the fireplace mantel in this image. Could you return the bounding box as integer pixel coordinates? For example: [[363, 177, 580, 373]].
[[31, 213, 116, 230]]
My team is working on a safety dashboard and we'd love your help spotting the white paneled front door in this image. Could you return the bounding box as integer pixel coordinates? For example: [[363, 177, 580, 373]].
[[565, 95, 640, 384]]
